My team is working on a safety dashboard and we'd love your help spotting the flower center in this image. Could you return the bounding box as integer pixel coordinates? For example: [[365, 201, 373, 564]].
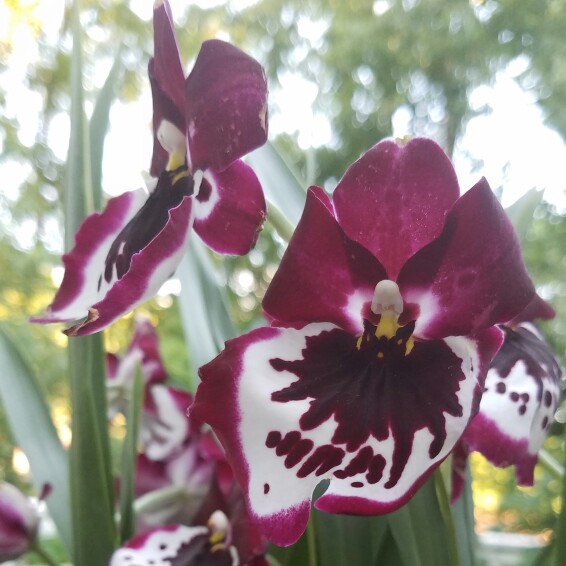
[[358, 280, 414, 356], [207, 510, 231, 552], [157, 119, 191, 184]]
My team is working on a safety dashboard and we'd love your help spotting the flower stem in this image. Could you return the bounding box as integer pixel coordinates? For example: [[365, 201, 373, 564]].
[[306, 514, 317, 566], [31, 542, 60, 566], [266, 201, 295, 243], [434, 469, 460, 566], [551, 437, 566, 565], [538, 448, 565, 480]]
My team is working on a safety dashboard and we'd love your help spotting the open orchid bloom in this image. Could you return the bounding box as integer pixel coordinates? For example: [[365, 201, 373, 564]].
[[451, 296, 562, 502], [32, 0, 268, 336], [111, 482, 268, 566], [192, 137, 536, 545], [0, 482, 41, 562]]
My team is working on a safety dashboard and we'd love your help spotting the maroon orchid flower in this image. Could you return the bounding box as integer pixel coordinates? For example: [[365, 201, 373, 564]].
[[33, 0, 268, 336], [191, 137, 536, 546], [0, 482, 42, 562], [452, 295, 562, 501], [111, 481, 268, 566]]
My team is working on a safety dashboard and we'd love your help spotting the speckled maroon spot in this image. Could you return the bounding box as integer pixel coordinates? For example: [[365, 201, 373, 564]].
[[496, 382, 506, 394], [544, 390, 553, 407], [264, 483, 270, 494], [269, 323, 465, 488]]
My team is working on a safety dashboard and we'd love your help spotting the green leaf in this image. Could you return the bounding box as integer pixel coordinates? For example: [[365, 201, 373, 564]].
[[119, 367, 143, 543], [505, 188, 543, 244], [68, 336, 116, 564], [0, 326, 71, 555], [313, 511, 388, 566], [451, 465, 477, 566], [65, 0, 93, 246], [551, 432, 566, 566], [65, 1, 116, 562], [177, 239, 236, 386], [267, 529, 312, 566], [388, 505, 424, 566], [248, 142, 307, 227], [89, 54, 122, 211], [388, 475, 457, 566]]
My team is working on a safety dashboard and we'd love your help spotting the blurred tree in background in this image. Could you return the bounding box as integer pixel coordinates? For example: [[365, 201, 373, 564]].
[[1, 0, 565, 543]]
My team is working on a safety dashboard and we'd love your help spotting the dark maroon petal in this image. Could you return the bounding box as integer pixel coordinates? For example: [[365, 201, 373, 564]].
[[263, 186, 387, 335], [449, 441, 469, 503], [185, 40, 268, 172], [149, 1, 188, 176], [0, 483, 39, 561], [333, 138, 459, 280], [506, 294, 556, 327], [152, 0, 186, 117], [193, 481, 269, 565], [193, 160, 266, 255], [397, 178, 535, 339], [192, 323, 500, 544], [149, 61, 187, 176], [127, 318, 168, 385], [463, 323, 561, 485], [135, 454, 169, 497]]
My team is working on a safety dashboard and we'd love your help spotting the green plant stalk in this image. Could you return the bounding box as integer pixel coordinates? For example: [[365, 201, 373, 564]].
[[119, 368, 143, 542], [306, 515, 318, 566], [434, 469, 461, 566], [551, 436, 566, 566], [30, 542, 60, 566], [267, 200, 295, 243], [538, 448, 565, 480], [65, 0, 116, 562]]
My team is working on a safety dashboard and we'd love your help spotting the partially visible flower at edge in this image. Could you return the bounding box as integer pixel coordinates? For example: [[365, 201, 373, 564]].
[[106, 318, 231, 531], [0, 482, 45, 562], [110, 478, 268, 566], [451, 294, 562, 502], [31, 0, 268, 336], [191, 137, 536, 546]]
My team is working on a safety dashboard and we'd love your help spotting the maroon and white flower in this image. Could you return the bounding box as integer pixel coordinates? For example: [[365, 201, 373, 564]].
[[32, 0, 268, 336], [111, 483, 268, 566], [452, 296, 562, 501], [191, 137, 535, 545], [0, 482, 41, 562], [106, 318, 167, 420]]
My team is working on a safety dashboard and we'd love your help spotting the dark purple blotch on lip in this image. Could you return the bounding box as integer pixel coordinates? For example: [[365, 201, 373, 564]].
[[102, 166, 194, 287], [268, 322, 466, 488]]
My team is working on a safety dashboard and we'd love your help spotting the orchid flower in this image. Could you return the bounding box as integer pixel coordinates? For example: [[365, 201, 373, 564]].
[[451, 295, 562, 501], [106, 318, 167, 420], [191, 137, 535, 545], [111, 482, 268, 566], [0, 482, 41, 562], [106, 318, 230, 529], [33, 0, 268, 336]]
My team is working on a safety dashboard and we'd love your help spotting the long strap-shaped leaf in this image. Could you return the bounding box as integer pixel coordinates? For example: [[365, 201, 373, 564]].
[[178, 238, 237, 388], [66, 1, 116, 562], [0, 326, 72, 553]]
